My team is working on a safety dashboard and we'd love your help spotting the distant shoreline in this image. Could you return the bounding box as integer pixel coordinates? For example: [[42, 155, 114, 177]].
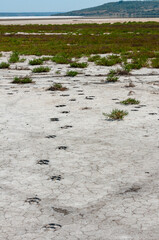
[[1, 17, 159, 25]]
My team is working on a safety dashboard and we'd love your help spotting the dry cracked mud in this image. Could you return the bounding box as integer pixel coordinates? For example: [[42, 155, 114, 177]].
[[0, 52, 159, 240]]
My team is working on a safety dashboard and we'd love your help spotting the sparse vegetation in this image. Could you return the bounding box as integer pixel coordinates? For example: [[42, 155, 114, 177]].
[[120, 98, 140, 105], [106, 69, 118, 82], [47, 83, 68, 91], [66, 70, 78, 77], [12, 76, 33, 84], [19, 58, 26, 62], [70, 62, 88, 68], [32, 66, 50, 73], [52, 54, 70, 64], [29, 58, 43, 65], [88, 55, 100, 62], [96, 55, 122, 66], [0, 62, 10, 69], [9, 51, 19, 63], [103, 109, 128, 120], [151, 58, 159, 68]]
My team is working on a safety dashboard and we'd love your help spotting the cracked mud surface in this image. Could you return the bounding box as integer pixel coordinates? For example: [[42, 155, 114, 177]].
[[0, 52, 159, 240]]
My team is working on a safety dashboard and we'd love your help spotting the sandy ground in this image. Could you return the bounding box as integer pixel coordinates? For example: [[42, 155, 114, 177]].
[[0, 52, 159, 240], [1, 17, 159, 25]]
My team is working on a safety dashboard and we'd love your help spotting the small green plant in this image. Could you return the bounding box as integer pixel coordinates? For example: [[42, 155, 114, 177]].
[[52, 54, 70, 64], [32, 66, 50, 73], [88, 55, 100, 62], [9, 51, 19, 63], [0, 62, 10, 69], [12, 76, 33, 84], [151, 58, 159, 68], [55, 70, 60, 74], [96, 55, 122, 66], [106, 69, 118, 82], [120, 98, 140, 105], [103, 109, 128, 120], [70, 62, 88, 68], [47, 83, 68, 91], [19, 58, 26, 62], [0, 53, 2, 57], [41, 57, 51, 61], [29, 58, 43, 65], [66, 70, 78, 77]]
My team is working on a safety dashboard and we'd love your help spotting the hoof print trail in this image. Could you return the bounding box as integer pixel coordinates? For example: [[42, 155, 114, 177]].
[[25, 197, 41, 204], [50, 118, 59, 121], [46, 135, 56, 139], [58, 146, 67, 150], [43, 223, 62, 231], [37, 160, 49, 165], [53, 207, 70, 215], [51, 175, 62, 181]]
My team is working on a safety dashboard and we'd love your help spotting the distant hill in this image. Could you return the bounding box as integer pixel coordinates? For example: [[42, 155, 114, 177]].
[[55, 1, 159, 18]]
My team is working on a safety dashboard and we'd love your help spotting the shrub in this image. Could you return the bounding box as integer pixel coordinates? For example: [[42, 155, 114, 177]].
[[47, 83, 68, 91], [32, 66, 50, 73], [88, 55, 101, 62], [0, 62, 10, 69], [12, 76, 33, 84], [41, 57, 51, 61], [9, 51, 19, 63], [29, 58, 43, 65], [120, 98, 140, 105], [70, 62, 88, 68], [103, 109, 128, 120], [106, 69, 118, 82], [66, 70, 78, 77]]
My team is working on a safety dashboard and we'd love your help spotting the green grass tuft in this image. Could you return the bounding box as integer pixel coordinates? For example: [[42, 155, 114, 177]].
[[29, 58, 43, 65], [32, 66, 50, 73], [120, 98, 140, 105], [66, 70, 78, 77], [0, 62, 10, 69], [70, 62, 88, 68], [9, 51, 19, 63], [103, 109, 128, 120], [47, 83, 68, 91], [12, 76, 33, 84]]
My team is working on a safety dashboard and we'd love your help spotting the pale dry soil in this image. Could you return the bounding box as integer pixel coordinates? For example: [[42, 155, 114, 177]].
[[1, 17, 159, 25], [0, 52, 159, 240]]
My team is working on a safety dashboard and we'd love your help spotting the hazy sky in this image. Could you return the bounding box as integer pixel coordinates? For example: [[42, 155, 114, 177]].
[[1, 0, 110, 12]]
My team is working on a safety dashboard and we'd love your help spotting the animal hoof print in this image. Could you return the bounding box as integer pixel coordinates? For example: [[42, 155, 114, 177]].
[[25, 197, 41, 204], [50, 118, 59, 122], [61, 111, 70, 114], [58, 146, 67, 150], [56, 105, 66, 108], [61, 125, 72, 129], [51, 175, 62, 181], [85, 96, 94, 100], [149, 113, 157, 115], [46, 135, 56, 139], [44, 223, 62, 231], [37, 160, 49, 165]]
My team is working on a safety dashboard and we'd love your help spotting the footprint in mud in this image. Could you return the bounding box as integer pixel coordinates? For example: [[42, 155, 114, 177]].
[[134, 106, 141, 109], [50, 118, 59, 122], [78, 93, 84, 95], [112, 98, 119, 100], [77, 90, 83, 92], [120, 186, 141, 195], [51, 175, 62, 181], [7, 93, 13, 95], [69, 98, 76, 101], [81, 107, 92, 110], [61, 111, 70, 114], [43, 223, 62, 231], [25, 197, 41, 204], [52, 207, 70, 215], [139, 105, 146, 107], [149, 113, 157, 115], [56, 105, 66, 108], [85, 96, 95, 100], [60, 94, 70, 97], [46, 135, 56, 139], [37, 160, 49, 165], [57, 146, 68, 150], [61, 125, 72, 129], [131, 109, 139, 111]]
